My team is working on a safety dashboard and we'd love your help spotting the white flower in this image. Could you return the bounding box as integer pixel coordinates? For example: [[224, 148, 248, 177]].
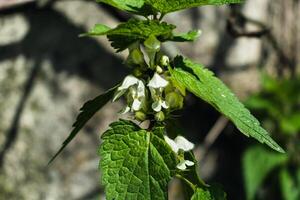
[[113, 75, 139, 101], [132, 98, 142, 111], [164, 136, 179, 153], [113, 75, 146, 112], [148, 73, 169, 112], [174, 136, 195, 152], [164, 135, 195, 153], [152, 99, 169, 112], [148, 73, 169, 89], [129, 80, 145, 111], [119, 75, 139, 90], [164, 135, 195, 170], [176, 160, 195, 170]]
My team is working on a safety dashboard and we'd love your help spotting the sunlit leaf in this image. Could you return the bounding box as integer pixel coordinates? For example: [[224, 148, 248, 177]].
[[191, 186, 227, 200], [96, 0, 152, 16], [99, 120, 178, 200], [172, 30, 202, 42], [97, 0, 243, 15], [82, 19, 175, 52], [148, 0, 243, 15], [170, 56, 284, 153]]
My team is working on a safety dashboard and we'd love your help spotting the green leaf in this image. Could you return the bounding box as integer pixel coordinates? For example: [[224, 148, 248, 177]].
[[170, 56, 285, 153], [82, 22, 201, 51], [80, 24, 111, 37], [280, 168, 300, 200], [243, 146, 288, 200], [96, 0, 153, 16], [99, 120, 178, 200], [191, 188, 211, 200], [191, 186, 227, 200], [48, 86, 117, 164], [83, 19, 175, 52], [147, 0, 243, 15], [172, 30, 202, 42], [97, 0, 243, 15]]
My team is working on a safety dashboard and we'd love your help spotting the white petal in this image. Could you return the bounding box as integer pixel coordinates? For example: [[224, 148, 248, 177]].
[[137, 80, 145, 98], [174, 136, 195, 152], [176, 161, 187, 170], [161, 101, 169, 109], [118, 75, 139, 90], [119, 106, 130, 114], [185, 160, 195, 166], [148, 73, 169, 89], [164, 136, 179, 153], [132, 99, 142, 111], [152, 101, 162, 112]]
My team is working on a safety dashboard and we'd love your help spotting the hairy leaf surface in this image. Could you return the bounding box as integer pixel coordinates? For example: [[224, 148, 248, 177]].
[[99, 120, 177, 200], [243, 146, 288, 200], [97, 0, 243, 15], [96, 0, 152, 15], [147, 0, 243, 14], [172, 30, 202, 42], [84, 19, 175, 51], [80, 24, 111, 36], [191, 186, 226, 200], [48, 86, 117, 164], [171, 56, 284, 153], [83, 20, 202, 51]]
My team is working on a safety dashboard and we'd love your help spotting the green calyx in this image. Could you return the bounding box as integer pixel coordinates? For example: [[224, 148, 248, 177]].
[[155, 111, 165, 121], [165, 92, 184, 110], [144, 35, 161, 52], [131, 49, 145, 65], [135, 111, 147, 121]]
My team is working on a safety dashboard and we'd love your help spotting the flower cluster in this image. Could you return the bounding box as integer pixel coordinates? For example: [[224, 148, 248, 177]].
[[113, 72, 170, 120], [111, 35, 194, 170], [112, 35, 185, 122]]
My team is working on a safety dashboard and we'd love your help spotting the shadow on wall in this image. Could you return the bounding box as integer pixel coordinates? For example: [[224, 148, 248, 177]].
[[0, 4, 126, 168]]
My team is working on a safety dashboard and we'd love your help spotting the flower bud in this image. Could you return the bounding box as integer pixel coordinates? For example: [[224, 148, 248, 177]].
[[160, 55, 169, 67], [133, 68, 143, 78], [144, 35, 160, 52], [156, 65, 163, 74], [131, 49, 144, 65], [135, 111, 147, 121], [155, 111, 165, 121], [165, 92, 184, 110]]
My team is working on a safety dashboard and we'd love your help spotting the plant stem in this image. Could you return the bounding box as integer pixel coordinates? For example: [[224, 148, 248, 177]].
[[175, 174, 196, 191]]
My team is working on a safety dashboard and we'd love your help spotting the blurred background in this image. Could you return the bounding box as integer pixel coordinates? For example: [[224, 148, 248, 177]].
[[0, 0, 299, 199]]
